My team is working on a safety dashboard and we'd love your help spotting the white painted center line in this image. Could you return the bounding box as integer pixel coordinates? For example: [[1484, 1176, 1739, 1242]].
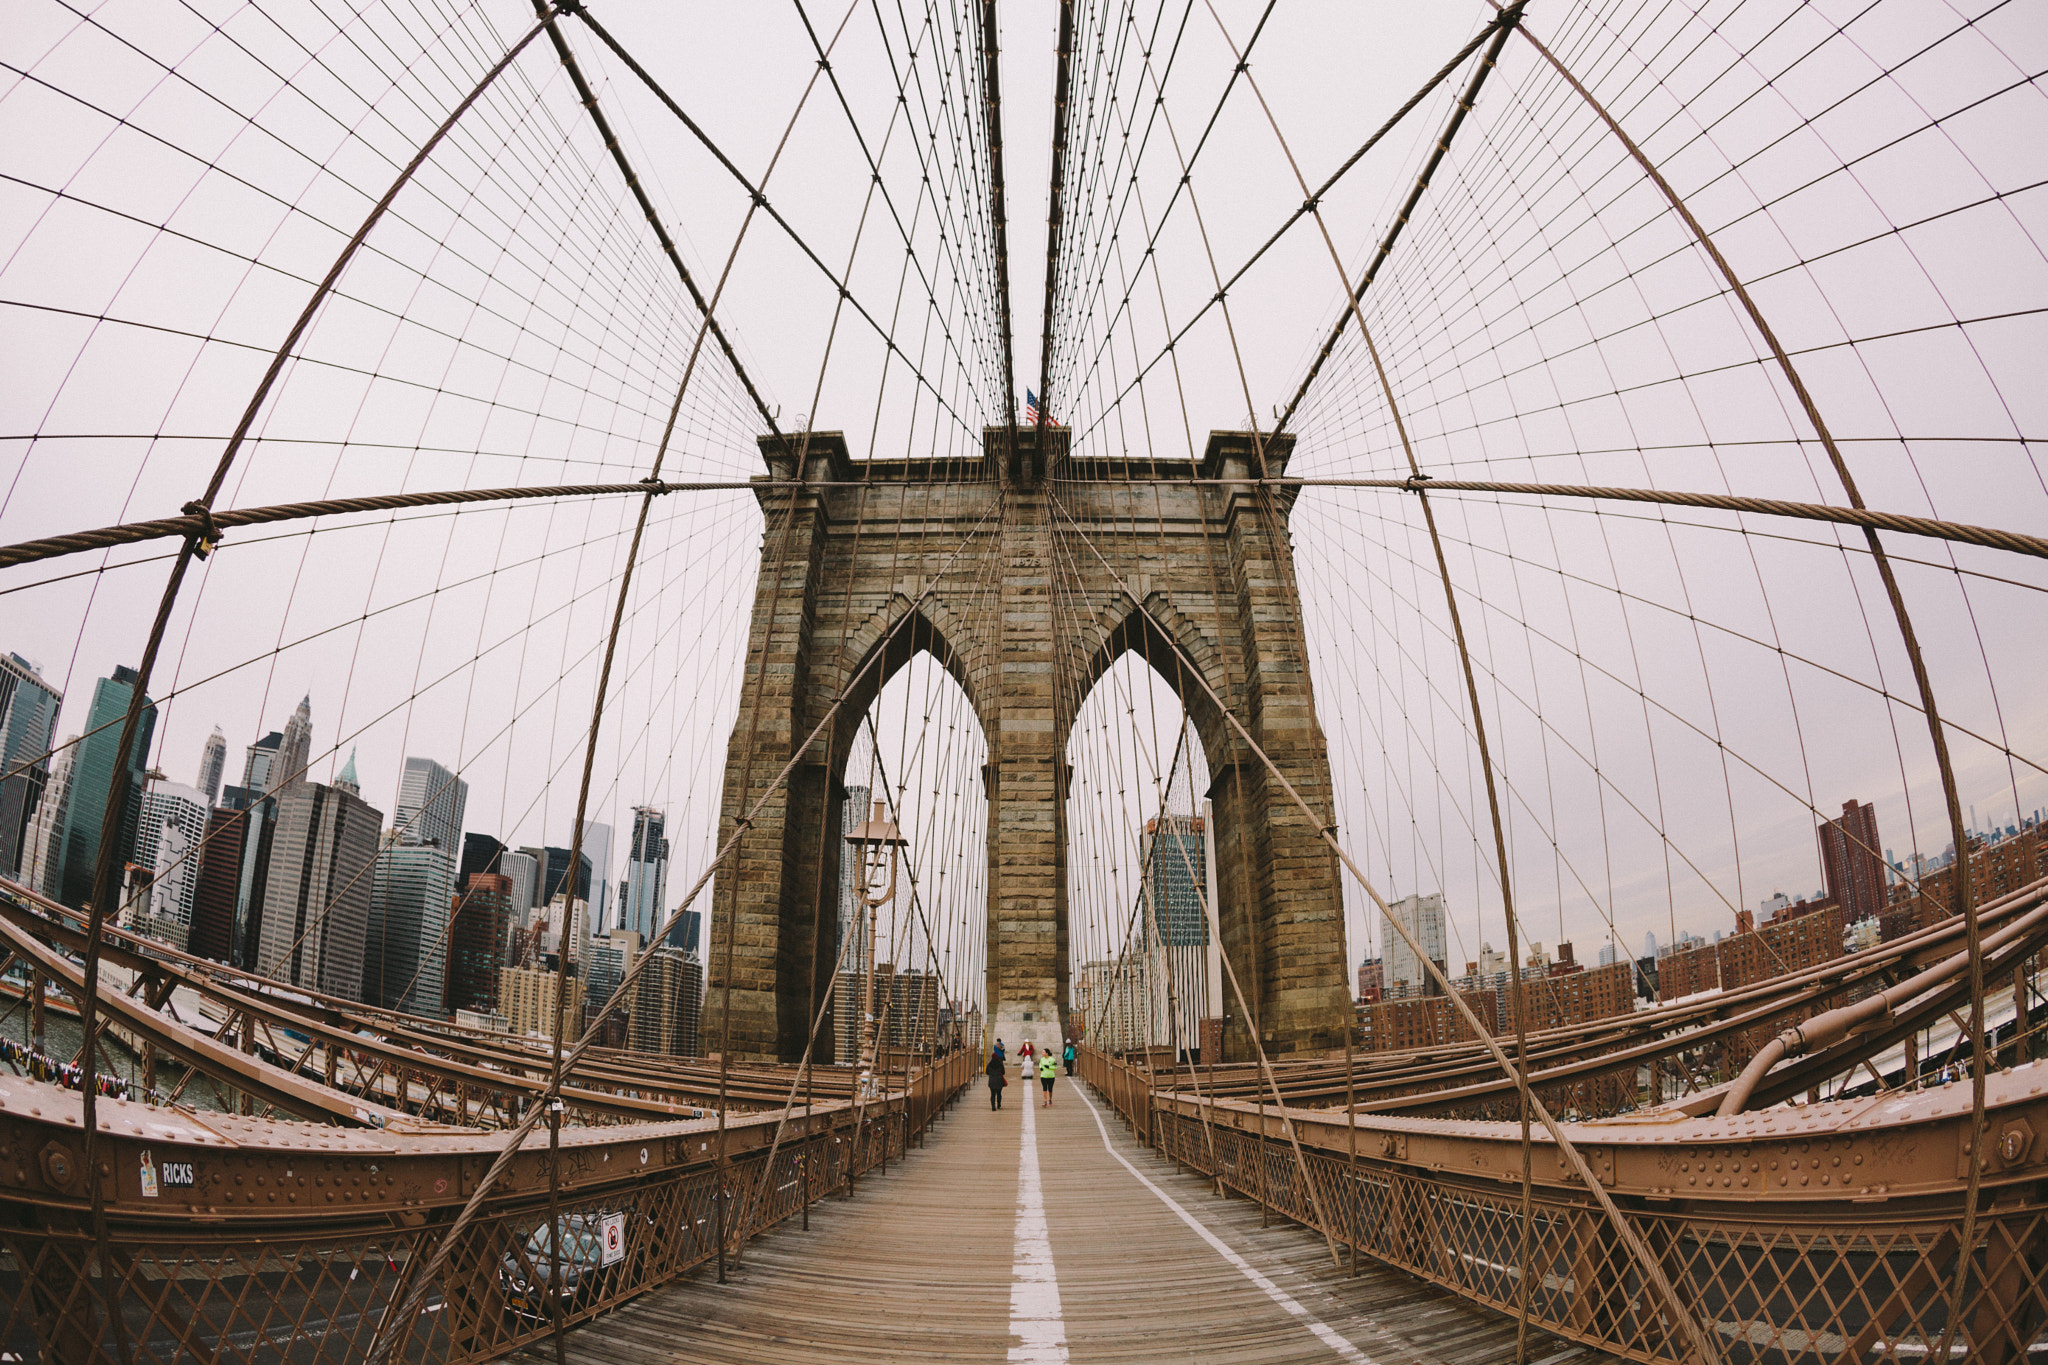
[[1075, 1087, 1377, 1365], [1009, 1086, 1069, 1363]]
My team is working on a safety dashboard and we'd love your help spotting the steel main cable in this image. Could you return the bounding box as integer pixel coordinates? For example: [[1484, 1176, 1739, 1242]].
[[693, 0, 972, 1267], [1485, 22, 1990, 1341], [0, 492, 750, 796], [191, 516, 747, 1029]]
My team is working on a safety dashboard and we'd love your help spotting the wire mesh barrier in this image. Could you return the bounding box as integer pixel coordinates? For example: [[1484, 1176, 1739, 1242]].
[[0, 1049, 972, 1364], [1081, 1043, 2048, 1363]]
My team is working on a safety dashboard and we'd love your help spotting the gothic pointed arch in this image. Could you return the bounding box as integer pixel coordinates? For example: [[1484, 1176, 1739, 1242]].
[[1066, 589, 1236, 781], [829, 590, 992, 761], [707, 429, 1347, 1062]]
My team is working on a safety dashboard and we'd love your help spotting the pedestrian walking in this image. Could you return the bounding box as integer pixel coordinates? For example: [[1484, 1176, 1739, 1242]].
[[1038, 1051, 1058, 1106], [985, 1047, 1008, 1111], [1062, 1040, 1076, 1077]]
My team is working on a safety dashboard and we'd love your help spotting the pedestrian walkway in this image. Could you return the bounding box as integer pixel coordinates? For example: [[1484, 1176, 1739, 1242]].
[[532, 1075, 1619, 1363]]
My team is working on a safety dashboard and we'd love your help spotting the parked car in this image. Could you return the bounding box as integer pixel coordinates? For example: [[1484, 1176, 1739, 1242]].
[[500, 1213, 606, 1322]]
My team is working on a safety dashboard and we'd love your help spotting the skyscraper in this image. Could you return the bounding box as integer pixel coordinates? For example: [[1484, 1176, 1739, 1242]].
[[275, 694, 313, 792], [622, 806, 668, 942], [393, 755, 468, 850], [242, 731, 282, 793], [460, 832, 506, 883], [214, 783, 278, 969], [537, 846, 591, 908], [500, 849, 540, 918], [542, 893, 589, 965], [189, 806, 247, 963], [831, 785, 871, 965], [256, 778, 381, 999], [58, 666, 156, 911], [1382, 892, 1448, 997], [1138, 807, 1220, 1051], [1819, 798, 1885, 924], [630, 944, 703, 1057], [585, 928, 639, 1010], [1142, 814, 1209, 946], [365, 837, 455, 1016], [134, 779, 210, 949], [196, 727, 226, 806], [0, 653, 62, 877], [0, 653, 62, 771], [18, 737, 76, 898], [883, 969, 942, 1050], [498, 966, 581, 1040], [581, 820, 612, 931], [448, 872, 513, 1016]]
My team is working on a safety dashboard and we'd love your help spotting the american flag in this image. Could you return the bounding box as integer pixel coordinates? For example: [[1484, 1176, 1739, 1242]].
[[1024, 388, 1041, 425]]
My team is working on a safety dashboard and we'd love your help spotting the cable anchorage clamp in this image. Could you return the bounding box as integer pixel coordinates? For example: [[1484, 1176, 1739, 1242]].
[[181, 501, 222, 559], [1401, 473, 1433, 493]]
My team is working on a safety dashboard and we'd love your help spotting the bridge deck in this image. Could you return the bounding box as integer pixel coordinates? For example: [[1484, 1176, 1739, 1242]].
[[531, 1075, 1618, 1364]]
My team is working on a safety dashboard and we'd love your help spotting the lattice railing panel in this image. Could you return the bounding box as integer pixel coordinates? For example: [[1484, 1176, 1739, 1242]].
[[1142, 1104, 2048, 1364], [0, 1052, 972, 1363]]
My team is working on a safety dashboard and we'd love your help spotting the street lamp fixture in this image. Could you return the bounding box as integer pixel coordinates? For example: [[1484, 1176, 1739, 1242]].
[[844, 799, 908, 1097]]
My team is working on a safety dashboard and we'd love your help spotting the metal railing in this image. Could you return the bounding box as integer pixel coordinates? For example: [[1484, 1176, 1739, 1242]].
[[1079, 1044, 2048, 1364], [0, 1049, 974, 1363]]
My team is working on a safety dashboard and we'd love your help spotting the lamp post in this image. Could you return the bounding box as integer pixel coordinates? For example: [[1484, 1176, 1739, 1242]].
[[844, 798, 908, 1098]]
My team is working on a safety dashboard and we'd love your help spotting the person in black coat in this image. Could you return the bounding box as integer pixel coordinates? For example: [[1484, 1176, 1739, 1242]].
[[985, 1047, 1008, 1110]]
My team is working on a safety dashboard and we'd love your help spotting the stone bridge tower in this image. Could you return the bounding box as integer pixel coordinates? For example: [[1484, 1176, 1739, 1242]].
[[704, 427, 1349, 1063]]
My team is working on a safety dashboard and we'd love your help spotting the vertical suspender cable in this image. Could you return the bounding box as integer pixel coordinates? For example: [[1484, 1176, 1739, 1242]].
[[1494, 14, 1987, 1345]]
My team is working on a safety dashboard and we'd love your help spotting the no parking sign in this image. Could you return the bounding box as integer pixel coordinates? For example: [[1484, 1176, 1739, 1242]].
[[600, 1211, 626, 1267]]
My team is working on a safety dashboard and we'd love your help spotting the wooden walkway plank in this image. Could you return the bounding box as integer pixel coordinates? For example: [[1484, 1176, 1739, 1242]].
[[528, 1077, 1621, 1364]]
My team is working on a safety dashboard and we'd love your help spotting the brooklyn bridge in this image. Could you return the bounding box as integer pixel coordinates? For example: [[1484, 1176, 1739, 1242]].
[[0, 0, 2044, 1360]]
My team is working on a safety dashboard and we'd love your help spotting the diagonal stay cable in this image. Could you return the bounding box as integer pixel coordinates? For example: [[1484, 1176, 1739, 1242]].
[[728, 687, 1000, 1273], [1035, 0, 1077, 450], [1066, 12, 1514, 447], [532, 0, 785, 457], [1272, 2, 1526, 437], [363, 488, 1002, 1361], [980, 0, 1022, 468], [1049, 490, 1727, 1365], [1487, 19, 1993, 1339], [568, 6, 986, 439], [58, 21, 570, 1353]]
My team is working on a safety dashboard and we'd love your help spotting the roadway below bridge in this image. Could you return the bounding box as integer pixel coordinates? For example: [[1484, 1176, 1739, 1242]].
[[528, 1071, 1618, 1365]]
